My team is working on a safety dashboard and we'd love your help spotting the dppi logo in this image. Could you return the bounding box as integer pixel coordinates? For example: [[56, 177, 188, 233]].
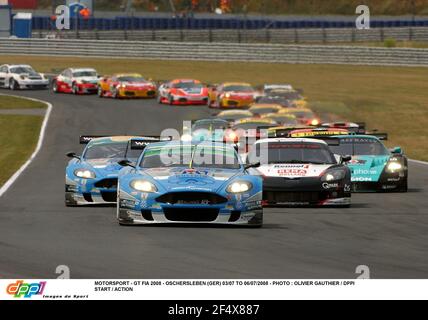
[[6, 280, 46, 298]]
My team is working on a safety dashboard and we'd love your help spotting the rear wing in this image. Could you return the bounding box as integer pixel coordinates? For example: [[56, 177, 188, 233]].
[[368, 133, 388, 140], [268, 126, 313, 138], [290, 135, 341, 146], [79, 135, 107, 144], [130, 136, 172, 150]]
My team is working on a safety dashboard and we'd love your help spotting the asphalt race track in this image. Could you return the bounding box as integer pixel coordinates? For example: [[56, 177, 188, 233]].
[[1, 89, 428, 279]]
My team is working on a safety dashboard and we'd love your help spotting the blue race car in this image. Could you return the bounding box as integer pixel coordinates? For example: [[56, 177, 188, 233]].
[[329, 134, 408, 192], [116, 140, 263, 226], [65, 136, 165, 206]]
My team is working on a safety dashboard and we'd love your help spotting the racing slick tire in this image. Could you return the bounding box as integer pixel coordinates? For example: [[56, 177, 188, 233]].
[[9, 79, 19, 90], [112, 88, 119, 99], [52, 80, 59, 93], [168, 94, 174, 105], [72, 83, 79, 95], [157, 94, 163, 104], [97, 86, 104, 98], [397, 180, 408, 193]]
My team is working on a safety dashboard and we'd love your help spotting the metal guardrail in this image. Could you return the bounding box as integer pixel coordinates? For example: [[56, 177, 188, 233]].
[[31, 27, 428, 44], [1, 38, 428, 67]]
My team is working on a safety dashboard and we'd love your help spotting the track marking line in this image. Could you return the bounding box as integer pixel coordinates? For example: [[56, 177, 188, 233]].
[[0, 94, 52, 198]]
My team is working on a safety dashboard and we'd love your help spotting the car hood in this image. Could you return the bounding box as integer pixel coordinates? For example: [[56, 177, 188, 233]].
[[257, 163, 334, 178], [177, 87, 204, 95], [141, 167, 241, 192], [85, 159, 123, 175], [346, 155, 389, 180], [76, 76, 99, 83]]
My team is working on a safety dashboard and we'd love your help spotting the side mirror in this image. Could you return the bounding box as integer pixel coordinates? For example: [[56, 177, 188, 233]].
[[244, 162, 261, 170], [118, 159, 135, 168], [341, 155, 352, 163], [391, 147, 402, 154], [66, 152, 80, 160]]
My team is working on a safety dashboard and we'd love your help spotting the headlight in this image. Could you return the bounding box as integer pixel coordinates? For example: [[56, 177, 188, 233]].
[[226, 181, 253, 193], [311, 119, 320, 126], [386, 162, 402, 173], [321, 169, 346, 182], [74, 169, 96, 179], [130, 180, 157, 193], [225, 93, 231, 98]]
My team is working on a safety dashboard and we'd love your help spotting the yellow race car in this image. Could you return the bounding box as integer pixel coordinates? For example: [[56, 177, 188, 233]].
[[248, 103, 284, 116], [209, 82, 258, 108], [260, 113, 299, 126], [278, 108, 320, 126], [98, 73, 157, 99]]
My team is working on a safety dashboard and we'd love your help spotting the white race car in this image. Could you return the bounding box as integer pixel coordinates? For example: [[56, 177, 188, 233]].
[[0, 64, 49, 90], [52, 68, 99, 94], [247, 137, 352, 207]]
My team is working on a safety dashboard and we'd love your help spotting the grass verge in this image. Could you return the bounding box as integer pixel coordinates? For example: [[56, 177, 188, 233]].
[[0, 55, 427, 160], [0, 114, 44, 186], [0, 95, 47, 110]]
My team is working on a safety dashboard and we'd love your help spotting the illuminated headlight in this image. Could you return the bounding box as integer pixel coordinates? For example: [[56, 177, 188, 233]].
[[311, 119, 320, 126], [225, 93, 231, 98], [386, 162, 402, 173], [130, 180, 157, 193], [226, 181, 252, 193], [74, 169, 96, 179], [321, 169, 346, 182], [181, 134, 193, 142]]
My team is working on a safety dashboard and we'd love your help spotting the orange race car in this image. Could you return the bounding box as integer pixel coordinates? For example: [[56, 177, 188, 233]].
[[98, 73, 157, 99], [208, 82, 259, 108]]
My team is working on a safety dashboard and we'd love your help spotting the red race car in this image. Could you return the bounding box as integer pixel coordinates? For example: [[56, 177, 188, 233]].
[[98, 73, 157, 99], [52, 68, 99, 95], [157, 79, 209, 105]]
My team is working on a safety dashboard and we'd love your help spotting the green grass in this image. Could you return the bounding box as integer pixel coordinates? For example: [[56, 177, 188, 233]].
[[0, 55, 427, 161], [0, 114, 44, 186], [0, 96, 47, 110]]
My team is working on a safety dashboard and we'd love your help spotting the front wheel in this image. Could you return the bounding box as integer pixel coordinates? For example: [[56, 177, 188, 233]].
[[398, 180, 408, 192], [168, 95, 174, 105], [97, 86, 104, 98], [9, 79, 19, 90], [72, 83, 79, 95], [52, 80, 59, 93]]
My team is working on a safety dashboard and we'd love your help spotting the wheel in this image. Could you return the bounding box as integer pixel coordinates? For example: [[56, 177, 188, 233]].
[[168, 94, 174, 105], [398, 179, 408, 192], [157, 94, 163, 104], [97, 86, 104, 98], [52, 80, 59, 93], [72, 83, 79, 95], [9, 79, 19, 90], [112, 88, 119, 99]]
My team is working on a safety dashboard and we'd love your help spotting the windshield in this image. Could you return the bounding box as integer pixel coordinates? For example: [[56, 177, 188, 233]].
[[267, 91, 302, 100], [249, 142, 336, 164], [73, 71, 97, 78], [218, 112, 253, 121], [172, 82, 203, 89], [251, 107, 281, 114], [329, 138, 390, 156], [140, 144, 240, 169], [10, 67, 35, 74], [233, 122, 277, 130], [223, 85, 254, 92], [118, 76, 146, 82], [84, 142, 142, 160]]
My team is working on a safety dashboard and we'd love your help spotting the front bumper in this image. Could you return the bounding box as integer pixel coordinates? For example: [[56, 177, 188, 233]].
[[117, 190, 263, 226], [263, 177, 351, 207], [76, 83, 98, 94], [170, 95, 208, 105], [118, 88, 157, 98], [65, 176, 118, 206], [351, 170, 407, 192], [18, 79, 49, 89], [219, 98, 254, 108]]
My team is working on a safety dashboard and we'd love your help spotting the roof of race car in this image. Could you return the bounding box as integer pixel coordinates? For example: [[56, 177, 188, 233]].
[[261, 113, 297, 119], [217, 110, 253, 116], [112, 73, 143, 78], [249, 104, 284, 110], [87, 136, 159, 145], [4, 64, 32, 68], [332, 134, 382, 140], [255, 137, 329, 145], [143, 140, 238, 151], [279, 108, 313, 114], [289, 128, 350, 138], [69, 68, 97, 73], [233, 118, 278, 125], [193, 118, 229, 124], [171, 79, 201, 84], [222, 82, 253, 87]]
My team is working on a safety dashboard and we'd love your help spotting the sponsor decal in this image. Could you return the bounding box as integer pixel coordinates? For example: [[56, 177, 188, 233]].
[[352, 177, 373, 182], [353, 169, 377, 175], [322, 182, 339, 189], [349, 159, 366, 165], [387, 178, 400, 182], [6, 280, 46, 298], [344, 184, 351, 192]]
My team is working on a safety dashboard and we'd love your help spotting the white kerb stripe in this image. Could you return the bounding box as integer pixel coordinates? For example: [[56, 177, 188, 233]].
[[0, 94, 52, 198]]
